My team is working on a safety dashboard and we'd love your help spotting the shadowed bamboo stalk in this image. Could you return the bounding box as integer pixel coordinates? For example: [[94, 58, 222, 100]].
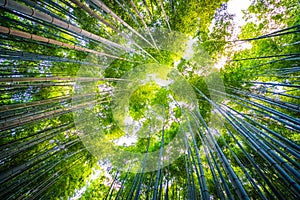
[[0, 0, 133, 52], [0, 49, 101, 66], [193, 86, 291, 199], [89, 0, 156, 50], [158, 0, 171, 31], [0, 26, 133, 61], [129, 0, 159, 50], [71, 0, 158, 61], [0, 76, 128, 82], [0, 99, 108, 131]]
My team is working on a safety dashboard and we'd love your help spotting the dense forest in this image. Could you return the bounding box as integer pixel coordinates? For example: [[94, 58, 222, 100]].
[[0, 0, 299, 199]]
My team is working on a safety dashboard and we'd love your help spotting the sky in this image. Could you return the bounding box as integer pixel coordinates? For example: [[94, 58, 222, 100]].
[[212, 0, 253, 69], [227, 0, 252, 27], [209, 0, 252, 33], [180, 0, 253, 70]]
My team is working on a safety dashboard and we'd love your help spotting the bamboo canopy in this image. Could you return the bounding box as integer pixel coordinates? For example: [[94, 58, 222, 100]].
[[0, 0, 299, 199]]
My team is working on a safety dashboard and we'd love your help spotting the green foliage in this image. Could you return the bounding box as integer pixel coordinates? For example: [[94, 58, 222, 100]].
[[129, 82, 160, 120], [1, 0, 299, 199]]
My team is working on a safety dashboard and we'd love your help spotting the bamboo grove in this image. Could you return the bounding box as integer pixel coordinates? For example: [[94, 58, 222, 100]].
[[0, 0, 299, 199]]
